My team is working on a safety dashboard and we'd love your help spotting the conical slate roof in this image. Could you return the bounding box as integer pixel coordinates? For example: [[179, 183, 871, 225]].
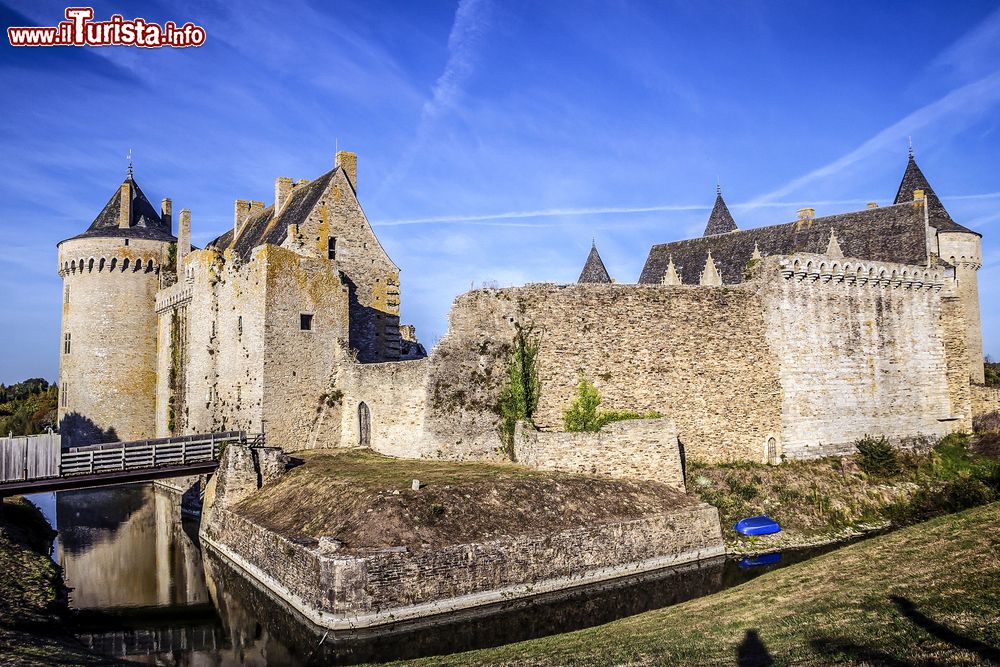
[[893, 154, 978, 236], [578, 242, 612, 283], [703, 190, 738, 236], [62, 175, 174, 244]]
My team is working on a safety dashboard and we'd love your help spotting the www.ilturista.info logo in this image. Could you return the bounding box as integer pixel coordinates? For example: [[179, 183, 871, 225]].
[[7, 7, 206, 48]]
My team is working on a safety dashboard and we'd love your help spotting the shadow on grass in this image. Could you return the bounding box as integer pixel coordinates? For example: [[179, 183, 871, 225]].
[[809, 595, 1000, 665], [737, 629, 773, 666]]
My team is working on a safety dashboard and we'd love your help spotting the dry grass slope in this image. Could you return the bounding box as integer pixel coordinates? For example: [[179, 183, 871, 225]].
[[381, 501, 1000, 666], [233, 449, 699, 552]]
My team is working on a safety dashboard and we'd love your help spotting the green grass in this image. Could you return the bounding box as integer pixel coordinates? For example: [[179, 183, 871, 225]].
[[690, 432, 1000, 551], [0, 497, 119, 665], [375, 502, 1000, 666]]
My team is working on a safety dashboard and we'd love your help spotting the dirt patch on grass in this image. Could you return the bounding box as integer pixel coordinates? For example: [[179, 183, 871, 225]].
[[233, 449, 699, 551]]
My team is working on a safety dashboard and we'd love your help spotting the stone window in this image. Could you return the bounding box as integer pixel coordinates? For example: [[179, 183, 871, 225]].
[[124, 239, 129, 246], [327, 237, 337, 260], [238, 316, 243, 337], [61, 382, 67, 407], [63, 332, 71, 354], [300, 313, 314, 331]]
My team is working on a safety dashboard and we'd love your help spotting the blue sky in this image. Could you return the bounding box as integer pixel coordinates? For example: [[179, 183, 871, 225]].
[[1, 0, 999, 384]]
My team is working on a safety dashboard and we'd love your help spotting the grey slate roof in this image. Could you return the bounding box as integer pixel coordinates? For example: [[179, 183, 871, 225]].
[[578, 243, 612, 283], [893, 155, 978, 236], [703, 191, 738, 236], [62, 176, 174, 244], [208, 168, 338, 259], [639, 203, 930, 285]]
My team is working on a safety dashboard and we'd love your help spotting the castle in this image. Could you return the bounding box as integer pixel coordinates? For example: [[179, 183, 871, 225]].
[[57, 150, 990, 465]]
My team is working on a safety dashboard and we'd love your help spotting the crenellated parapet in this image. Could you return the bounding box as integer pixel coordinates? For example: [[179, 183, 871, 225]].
[[777, 254, 947, 291]]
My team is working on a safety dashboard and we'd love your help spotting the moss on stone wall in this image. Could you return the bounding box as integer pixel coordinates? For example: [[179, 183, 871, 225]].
[[497, 324, 540, 459]]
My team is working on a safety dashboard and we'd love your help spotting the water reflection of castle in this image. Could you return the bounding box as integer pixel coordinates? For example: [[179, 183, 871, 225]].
[[56, 485, 208, 609]]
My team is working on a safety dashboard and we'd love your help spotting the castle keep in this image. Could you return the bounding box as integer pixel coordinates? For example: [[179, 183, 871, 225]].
[[58, 150, 988, 466]]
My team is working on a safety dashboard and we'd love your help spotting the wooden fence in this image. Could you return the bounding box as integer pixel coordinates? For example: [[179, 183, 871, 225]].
[[0, 432, 61, 483]]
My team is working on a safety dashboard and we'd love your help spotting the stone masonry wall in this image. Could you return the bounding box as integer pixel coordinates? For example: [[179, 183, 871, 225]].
[[423, 283, 783, 463], [764, 255, 959, 458], [970, 385, 1000, 419], [59, 237, 170, 445], [513, 418, 684, 489]]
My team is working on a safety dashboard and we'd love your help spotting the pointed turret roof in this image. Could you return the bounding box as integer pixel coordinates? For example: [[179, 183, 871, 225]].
[[62, 174, 174, 244], [893, 153, 978, 236], [578, 241, 612, 283], [703, 187, 738, 236]]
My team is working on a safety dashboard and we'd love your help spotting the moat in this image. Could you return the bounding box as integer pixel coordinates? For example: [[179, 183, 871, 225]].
[[28, 483, 861, 665]]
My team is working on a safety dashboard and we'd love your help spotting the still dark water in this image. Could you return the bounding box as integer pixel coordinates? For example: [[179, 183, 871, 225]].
[[27, 483, 848, 665]]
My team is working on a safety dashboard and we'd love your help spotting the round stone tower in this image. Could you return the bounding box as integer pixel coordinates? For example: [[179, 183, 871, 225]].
[[57, 171, 175, 445]]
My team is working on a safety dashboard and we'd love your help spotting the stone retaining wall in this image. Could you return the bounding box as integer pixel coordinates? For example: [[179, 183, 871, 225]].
[[513, 418, 684, 489]]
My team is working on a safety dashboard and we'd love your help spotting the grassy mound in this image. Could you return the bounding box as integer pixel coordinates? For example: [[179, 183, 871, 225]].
[[233, 449, 698, 551], [0, 497, 118, 665], [381, 501, 1000, 666]]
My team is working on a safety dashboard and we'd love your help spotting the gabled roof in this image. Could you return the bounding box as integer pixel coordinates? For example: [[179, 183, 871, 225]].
[[62, 175, 174, 244], [208, 168, 337, 259], [893, 154, 978, 236], [639, 203, 929, 285], [703, 190, 738, 236], [578, 242, 612, 283]]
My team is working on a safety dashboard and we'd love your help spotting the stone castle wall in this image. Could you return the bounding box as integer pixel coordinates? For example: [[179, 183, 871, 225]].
[[156, 245, 351, 451], [937, 232, 984, 383], [407, 255, 968, 464], [971, 385, 1000, 419], [764, 255, 958, 458], [421, 282, 783, 463], [513, 418, 685, 489], [58, 237, 171, 445]]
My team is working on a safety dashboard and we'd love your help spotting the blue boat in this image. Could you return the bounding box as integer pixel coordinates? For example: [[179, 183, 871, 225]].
[[734, 515, 781, 536], [738, 552, 782, 568]]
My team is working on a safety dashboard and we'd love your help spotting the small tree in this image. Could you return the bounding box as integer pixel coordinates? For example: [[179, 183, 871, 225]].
[[563, 375, 602, 432], [855, 435, 900, 477]]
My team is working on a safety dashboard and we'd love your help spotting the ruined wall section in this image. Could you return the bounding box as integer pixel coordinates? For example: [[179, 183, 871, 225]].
[[513, 418, 684, 489], [58, 237, 170, 445], [423, 284, 783, 463], [763, 255, 957, 458]]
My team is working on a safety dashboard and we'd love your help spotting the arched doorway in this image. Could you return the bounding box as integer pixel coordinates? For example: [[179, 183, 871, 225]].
[[358, 402, 371, 447], [765, 437, 779, 465]]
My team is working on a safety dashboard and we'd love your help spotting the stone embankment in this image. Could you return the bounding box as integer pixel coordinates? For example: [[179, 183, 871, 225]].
[[199, 444, 725, 630]]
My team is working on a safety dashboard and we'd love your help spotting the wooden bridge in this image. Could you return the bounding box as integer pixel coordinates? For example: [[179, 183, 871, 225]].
[[0, 431, 253, 497]]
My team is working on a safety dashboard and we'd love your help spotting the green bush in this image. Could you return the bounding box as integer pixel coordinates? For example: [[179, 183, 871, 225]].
[[563, 376, 662, 432], [563, 375, 602, 432], [985, 355, 1000, 387], [854, 435, 900, 477]]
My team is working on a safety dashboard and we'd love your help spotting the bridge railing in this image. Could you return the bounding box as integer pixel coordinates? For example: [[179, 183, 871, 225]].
[[58, 431, 245, 478]]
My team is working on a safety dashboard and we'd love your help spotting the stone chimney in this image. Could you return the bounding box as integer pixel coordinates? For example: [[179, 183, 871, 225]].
[[178, 209, 191, 266], [234, 199, 252, 235], [797, 207, 815, 222], [275, 177, 293, 212], [336, 151, 357, 190], [867, 201, 879, 209], [913, 189, 926, 206], [118, 181, 132, 229], [161, 198, 172, 231]]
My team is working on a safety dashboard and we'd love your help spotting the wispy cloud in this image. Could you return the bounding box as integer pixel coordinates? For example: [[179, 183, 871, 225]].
[[374, 194, 1000, 226], [377, 0, 492, 192], [745, 70, 1000, 208]]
